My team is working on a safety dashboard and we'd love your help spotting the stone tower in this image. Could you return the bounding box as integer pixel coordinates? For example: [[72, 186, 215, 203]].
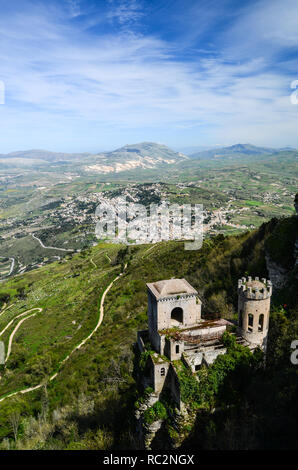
[[237, 276, 272, 351], [146, 278, 201, 355]]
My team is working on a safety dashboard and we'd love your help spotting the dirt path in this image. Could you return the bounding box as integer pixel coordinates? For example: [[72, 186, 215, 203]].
[[0, 303, 15, 319], [31, 233, 74, 252], [0, 256, 15, 278], [141, 244, 157, 258], [0, 308, 43, 338], [0, 264, 127, 403], [5, 309, 43, 363], [0, 303, 6, 313]]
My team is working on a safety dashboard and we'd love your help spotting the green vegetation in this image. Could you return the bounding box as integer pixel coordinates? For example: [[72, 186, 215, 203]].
[[134, 387, 154, 409], [173, 334, 263, 411], [143, 401, 167, 425], [0, 213, 297, 449], [265, 216, 298, 269], [1, 148, 296, 277], [174, 361, 201, 406], [138, 351, 155, 371]]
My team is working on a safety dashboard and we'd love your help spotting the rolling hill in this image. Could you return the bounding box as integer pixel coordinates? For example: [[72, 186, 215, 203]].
[[1, 142, 296, 174], [0, 214, 297, 449], [83, 142, 188, 174], [189, 143, 296, 160], [0, 142, 188, 173]]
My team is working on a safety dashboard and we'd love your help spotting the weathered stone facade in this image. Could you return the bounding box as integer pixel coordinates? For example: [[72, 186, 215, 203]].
[[135, 276, 272, 448], [137, 276, 272, 407], [237, 276, 272, 351]]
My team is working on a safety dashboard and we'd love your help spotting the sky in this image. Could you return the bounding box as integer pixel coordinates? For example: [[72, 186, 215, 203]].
[[0, 0, 297, 153]]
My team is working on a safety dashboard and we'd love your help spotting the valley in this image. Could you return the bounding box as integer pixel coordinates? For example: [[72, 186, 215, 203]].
[[0, 142, 296, 279], [0, 149, 297, 280], [0, 213, 296, 449]]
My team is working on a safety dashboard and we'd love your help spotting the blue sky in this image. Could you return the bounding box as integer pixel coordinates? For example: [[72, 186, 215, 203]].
[[0, 0, 297, 152]]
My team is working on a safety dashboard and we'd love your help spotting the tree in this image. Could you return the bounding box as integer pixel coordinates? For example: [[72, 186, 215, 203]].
[[9, 411, 21, 442]]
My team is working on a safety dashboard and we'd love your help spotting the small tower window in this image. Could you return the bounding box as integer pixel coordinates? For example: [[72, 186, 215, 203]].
[[258, 314, 264, 332], [248, 314, 253, 332], [176, 344, 180, 354], [160, 367, 165, 376]]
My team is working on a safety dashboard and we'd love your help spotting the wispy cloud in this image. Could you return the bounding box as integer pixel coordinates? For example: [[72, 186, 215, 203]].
[[67, 0, 81, 18], [107, 0, 143, 26], [0, 0, 297, 151]]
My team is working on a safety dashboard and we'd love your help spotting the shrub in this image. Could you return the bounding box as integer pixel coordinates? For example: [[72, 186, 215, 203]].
[[143, 401, 167, 425]]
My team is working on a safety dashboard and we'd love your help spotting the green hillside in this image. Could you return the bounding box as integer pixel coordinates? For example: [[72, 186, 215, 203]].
[[0, 215, 297, 449]]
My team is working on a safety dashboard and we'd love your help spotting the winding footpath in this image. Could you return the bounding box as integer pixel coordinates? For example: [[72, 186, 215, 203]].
[[0, 264, 127, 403], [0, 303, 15, 319], [5, 309, 43, 363], [0, 308, 42, 338], [31, 233, 74, 252], [0, 256, 15, 278]]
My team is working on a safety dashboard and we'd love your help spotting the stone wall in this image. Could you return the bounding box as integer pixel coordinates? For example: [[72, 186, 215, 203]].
[[184, 346, 227, 370], [156, 295, 201, 330], [152, 358, 170, 394], [165, 337, 184, 361], [238, 294, 270, 346]]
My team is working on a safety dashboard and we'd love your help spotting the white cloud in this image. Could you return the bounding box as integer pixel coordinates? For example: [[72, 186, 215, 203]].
[[107, 0, 143, 26], [67, 0, 81, 18], [0, 0, 297, 151]]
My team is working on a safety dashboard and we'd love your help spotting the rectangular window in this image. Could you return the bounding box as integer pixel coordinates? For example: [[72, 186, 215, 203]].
[[248, 314, 253, 332], [176, 344, 179, 354]]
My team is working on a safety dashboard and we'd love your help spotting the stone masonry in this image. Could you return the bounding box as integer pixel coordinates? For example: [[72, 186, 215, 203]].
[[137, 276, 272, 409]]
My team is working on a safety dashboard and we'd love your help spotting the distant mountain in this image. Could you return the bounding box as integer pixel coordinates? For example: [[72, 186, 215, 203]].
[[83, 142, 188, 174], [0, 142, 188, 173], [174, 145, 217, 155], [1, 142, 295, 173], [0, 149, 91, 162], [189, 143, 293, 159]]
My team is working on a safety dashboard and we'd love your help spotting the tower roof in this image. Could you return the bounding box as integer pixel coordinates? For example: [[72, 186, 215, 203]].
[[245, 280, 266, 289], [147, 278, 198, 300]]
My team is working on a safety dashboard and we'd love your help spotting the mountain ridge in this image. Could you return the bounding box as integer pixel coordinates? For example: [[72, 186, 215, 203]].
[[0, 142, 296, 173], [189, 143, 297, 159]]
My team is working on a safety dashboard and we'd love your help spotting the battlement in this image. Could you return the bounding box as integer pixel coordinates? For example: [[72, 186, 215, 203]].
[[147, 278, 198, 301], [238, 276, 272, 300]]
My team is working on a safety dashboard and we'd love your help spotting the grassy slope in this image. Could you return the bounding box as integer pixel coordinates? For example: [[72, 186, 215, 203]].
[[0, 215, 297, 448]]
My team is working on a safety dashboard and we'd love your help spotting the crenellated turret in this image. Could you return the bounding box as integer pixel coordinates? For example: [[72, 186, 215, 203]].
[[238, 276, 272, 300], [237, 276, 272, 352]]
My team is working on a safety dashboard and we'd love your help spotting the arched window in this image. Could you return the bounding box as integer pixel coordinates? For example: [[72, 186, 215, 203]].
[[160, 367, 165, 376], [258, 314, 264, 332], [248, 314, 253, 332], [171, 307, 183, 324]]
